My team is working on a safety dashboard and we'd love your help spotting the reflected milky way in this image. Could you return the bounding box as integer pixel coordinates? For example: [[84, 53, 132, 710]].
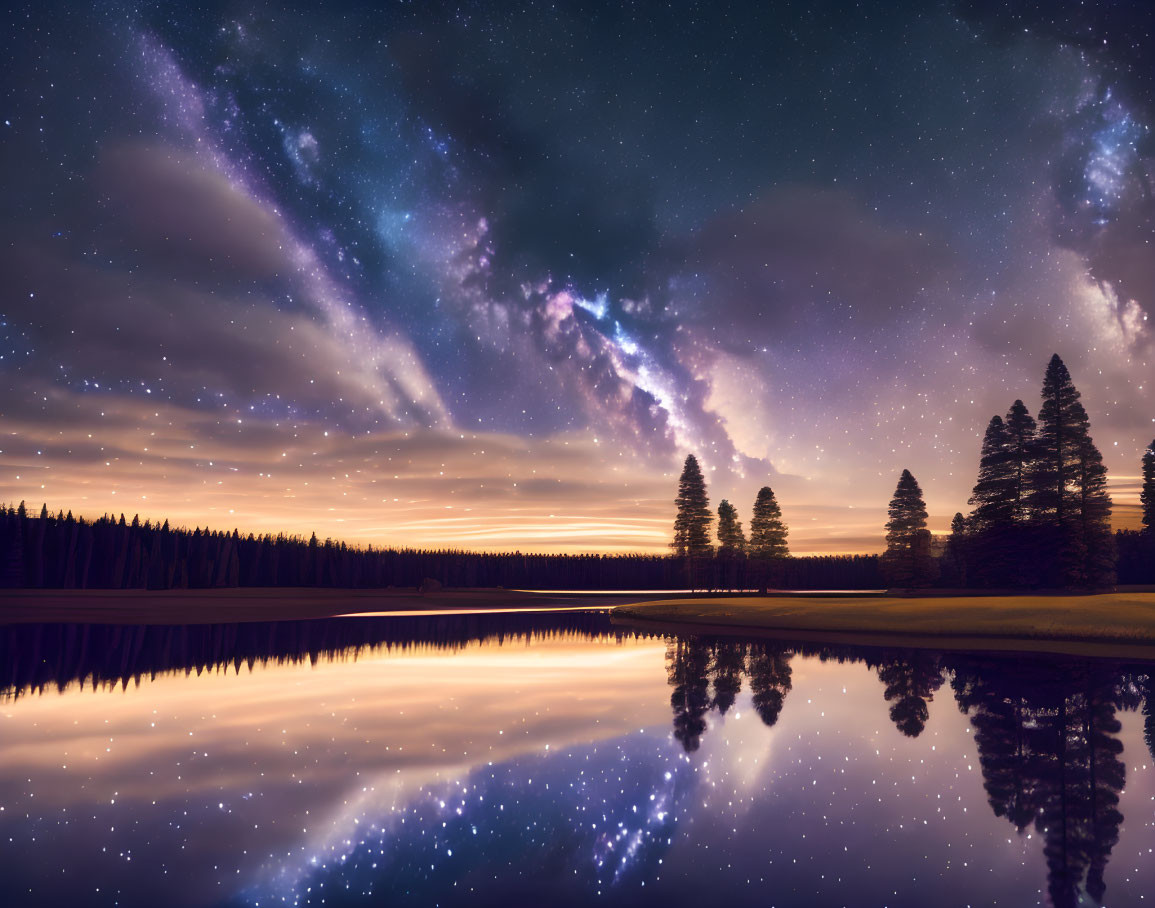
[[3, 613, 1155, 907]]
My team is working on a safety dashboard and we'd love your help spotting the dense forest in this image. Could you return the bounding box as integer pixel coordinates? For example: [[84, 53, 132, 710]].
[[0, 503, 880, 591]]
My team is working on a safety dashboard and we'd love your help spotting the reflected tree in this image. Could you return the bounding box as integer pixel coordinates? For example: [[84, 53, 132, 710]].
[[747, 644, 793, 728], [1144, 675, 1155, 765], [876, 653, 944, 737], [951, 666, 1044, 831], [709, 641, 746, 715], [952, 659, 1127, 908], [667, 639, 712, 752]]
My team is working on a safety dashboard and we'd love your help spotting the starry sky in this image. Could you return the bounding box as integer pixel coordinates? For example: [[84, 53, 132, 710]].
[[3, 1, 1155, 553]]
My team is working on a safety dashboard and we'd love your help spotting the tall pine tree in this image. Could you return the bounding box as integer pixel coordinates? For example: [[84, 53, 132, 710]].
[[716, 500, 746, 555], [748, 487, 788, 558], [881, 469, 936, 588], [940, 511, 968, 587], [1028, 354, 1113, 587], [1077, 430, 1115, 587], [672, 454, 713, 559], [1004, 400, 1037, 522], [748, 486, 788, 591], [967, 416, 1015, 586]]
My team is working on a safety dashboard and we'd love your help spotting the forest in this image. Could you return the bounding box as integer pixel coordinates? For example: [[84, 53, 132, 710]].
[[0, 502, 880, 591]]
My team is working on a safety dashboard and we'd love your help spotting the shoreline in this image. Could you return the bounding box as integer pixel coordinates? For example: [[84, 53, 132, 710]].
[[0, 587, 661, 625], [612, 592, 1155, 660]]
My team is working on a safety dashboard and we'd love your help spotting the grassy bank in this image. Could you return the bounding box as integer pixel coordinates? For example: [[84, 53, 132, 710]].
[[612, 592, 1155, 659]]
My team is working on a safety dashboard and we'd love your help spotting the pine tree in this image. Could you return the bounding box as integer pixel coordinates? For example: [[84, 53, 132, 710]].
[[672, 454, 713, 558], [968, 416, 1015, 586], [881, 469, 937, 588], [1142, 440, 1155, 533], [747, 485, 788, 591], [1077, 431, 1115, 587], [940, 511, 968, 587], [748, 486, 788, 558], [1004, 400, 1037, 522], [970, 416, 1015, 525], [1029, 354, 1114, 587], [716, 500, 746, 555], [1030, 355, 1083, 528]]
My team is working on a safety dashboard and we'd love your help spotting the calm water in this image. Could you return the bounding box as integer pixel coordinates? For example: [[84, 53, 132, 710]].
[[2, 611, 1155, 907]]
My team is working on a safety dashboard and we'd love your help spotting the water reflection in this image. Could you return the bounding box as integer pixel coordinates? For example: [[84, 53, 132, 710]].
[[2, 614, 1155, 907], [0, 610, 633, 700], [663, 636, 1154, 908]]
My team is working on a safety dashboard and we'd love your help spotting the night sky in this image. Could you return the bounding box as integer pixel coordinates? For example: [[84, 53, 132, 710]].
[[3, 1, 1154, 553]]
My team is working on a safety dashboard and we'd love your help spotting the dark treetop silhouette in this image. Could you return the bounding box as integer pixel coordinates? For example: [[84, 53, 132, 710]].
[[881, 469, 937, 588], [0, 503, 881, 592]]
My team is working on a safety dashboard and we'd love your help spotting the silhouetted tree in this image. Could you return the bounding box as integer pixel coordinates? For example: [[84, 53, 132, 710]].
[[716, 500, 746, 556], [1077, 431, 1115, 588], [939, 512, 968, 587], [748, 486, 788, 590], [968, 416, 1015, 586], [1029, 354, 1114, 587], [715, 499, 746, 589], [748, 486, 788, 558], [1004, 400, 1037, 519], [881, 470, 937, 588], [672, 456, 713, 588], [1003, 399, 1041, 585]]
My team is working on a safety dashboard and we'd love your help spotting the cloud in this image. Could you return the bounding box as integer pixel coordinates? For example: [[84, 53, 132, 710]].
[[0, 385, 685, 552], [959, 2, 1155, 333], [674, 186, 953, 350], [2, 138, 447, 429], [95, 143, 291, 284]]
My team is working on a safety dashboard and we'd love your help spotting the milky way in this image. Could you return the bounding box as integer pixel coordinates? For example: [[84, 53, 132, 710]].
[[2, 2, 1154, 552]]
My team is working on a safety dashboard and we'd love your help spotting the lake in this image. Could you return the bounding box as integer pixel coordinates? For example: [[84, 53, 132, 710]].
[[1, 609, 1153, 907]]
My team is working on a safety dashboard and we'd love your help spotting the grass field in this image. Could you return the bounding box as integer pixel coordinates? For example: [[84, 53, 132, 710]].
[[613, 592, 1155, 658]]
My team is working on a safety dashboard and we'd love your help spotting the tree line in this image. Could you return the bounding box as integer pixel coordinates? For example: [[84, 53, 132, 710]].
[[0, 611, 631, 701], [872, 354, 1153, 588], [670, 454, 802, 589], [668, 355, 1155, 590], [6, 353, 1146, 593], [0, 502, 879, 591]]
